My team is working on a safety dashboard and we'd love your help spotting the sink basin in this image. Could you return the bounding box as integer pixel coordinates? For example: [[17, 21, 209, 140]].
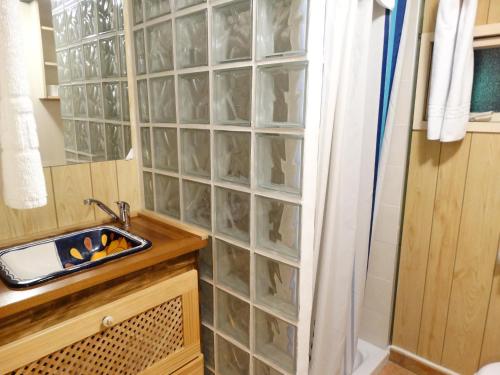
[[0, 226, 152, 288]]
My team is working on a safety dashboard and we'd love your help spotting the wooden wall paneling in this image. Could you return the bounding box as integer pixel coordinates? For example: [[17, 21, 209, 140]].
[[476, 0, 492, 25], [52, 163, 95, 227], [441, 134, 500, 374], [3, 168, 58, 238], [0, 200, 13, 241], [392, 131, 442, 352], [480, 254, 500, 367], [90, 161, 119, 221], [116, 159, 140, 213], [488, 0, 500, 23], [417, 135, 472, 363]]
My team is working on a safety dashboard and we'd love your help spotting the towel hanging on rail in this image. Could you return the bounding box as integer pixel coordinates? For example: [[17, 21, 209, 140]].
[[0, 0, 47, 209], [427, 0, 478, 142]]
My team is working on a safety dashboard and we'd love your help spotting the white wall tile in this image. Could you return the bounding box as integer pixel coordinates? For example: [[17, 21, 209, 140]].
[[367, 240, 398, 281], [359, 306, 392, 348]]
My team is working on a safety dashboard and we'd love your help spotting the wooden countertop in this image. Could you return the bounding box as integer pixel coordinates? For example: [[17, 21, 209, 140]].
[[0, 212, 208, 319]]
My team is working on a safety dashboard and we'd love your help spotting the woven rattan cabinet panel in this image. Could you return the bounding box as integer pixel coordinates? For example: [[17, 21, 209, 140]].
[[0, 270, 201, 375]]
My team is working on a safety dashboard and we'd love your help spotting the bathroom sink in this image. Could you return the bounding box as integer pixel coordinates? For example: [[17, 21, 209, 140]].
[[0, 226, 152, 288]]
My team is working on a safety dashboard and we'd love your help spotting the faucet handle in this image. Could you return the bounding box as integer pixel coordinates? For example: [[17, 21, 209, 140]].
[[116, 201, 131, 229]]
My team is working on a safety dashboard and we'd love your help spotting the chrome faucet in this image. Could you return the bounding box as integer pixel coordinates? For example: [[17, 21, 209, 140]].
[[84, 199, 130, 229]]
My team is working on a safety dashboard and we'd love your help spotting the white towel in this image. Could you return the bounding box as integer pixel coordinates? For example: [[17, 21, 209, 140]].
[[427, 0, 477, 142], [0, 0, 47, 209]]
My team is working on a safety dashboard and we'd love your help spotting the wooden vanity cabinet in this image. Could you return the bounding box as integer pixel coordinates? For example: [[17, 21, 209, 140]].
[[0, 255, 204, 375]]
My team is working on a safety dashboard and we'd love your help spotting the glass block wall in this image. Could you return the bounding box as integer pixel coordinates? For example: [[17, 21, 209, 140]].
[[131, 0, 311, 374], [52, 0, 132, 163]]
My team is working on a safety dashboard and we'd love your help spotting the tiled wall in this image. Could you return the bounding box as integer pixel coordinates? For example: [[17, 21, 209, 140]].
[[131, 0, 311, 374], [359, 0, 422, 348], [52, 0, 132, 163], [0, 160, 139, 244]]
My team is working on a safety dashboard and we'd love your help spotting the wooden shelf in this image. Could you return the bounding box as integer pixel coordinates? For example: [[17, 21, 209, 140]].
[[44, 61, 58, 67], [41, 26, 54, 32], [40, 96, 60, 101]]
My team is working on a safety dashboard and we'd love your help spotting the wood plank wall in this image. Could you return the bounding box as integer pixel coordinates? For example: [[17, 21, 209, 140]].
[[0, 160, 139, 245], [392, 1, 500, 374]]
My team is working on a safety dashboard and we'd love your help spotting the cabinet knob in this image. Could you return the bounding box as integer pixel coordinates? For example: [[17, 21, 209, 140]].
[[102, 315, 115, 328]]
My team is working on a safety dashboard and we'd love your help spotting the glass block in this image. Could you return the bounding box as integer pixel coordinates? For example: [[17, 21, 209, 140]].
[[217, 289, 250, 347], [72, 85, 87, 117], [102, 82, 121, 120], [181, 129, 210, 178], [256, 0, 308, 59], [121, 82, 130, 121], [153, 127, 178, 172], [86, 83, 103, 118], [254, 358, 284, 375], [116, 0, 124, 30], [66, 5, 81, 44], [66, 151, 78, 162], [105, 123, 124, 159], [216, 239, 250, 297], [175, 0, 205, 10], [123, 126, 132, 156], [154, 173, 180, 218], [217, 335, 250, 375], [150, 76, 176, 123], [146, 21, 174, 73], [214, 68, 252, 125], [75, 121, 90, 154], [89, 122, 106, 161], [100, 37, 119, 78], [59, 85, 73, 116], [254, 308, 297, 373], [255, 254, 299, 319], [200, 280, 213, 325], [178, 72, 209, 124], [201, 326, 215, 370], [81, 0, 97, 37], [198, 238, 213, 279], [57, 50, 71, 83], [143, 171, 154, 210], [215, 187, 250, 244], [133, 0, 143, 24], [212, 0, 252, 64], [53, 11, 66, 48], [175, 11, 208, 69], [145, 0, 170, 20], [140, 127, 152, 168], [78, 154, 92, 162], [256, 134, 302, 195], [256, 196, 300, 260], [137, 79, 150, 122], [256, 63, 307, 128], [69, 47, 84, 81], [471, 47, 500, 112], [183, 180, 211, 229], [64, 120, 76, 151], [83, 42, 101, 79], [214, 131, 250, 186], [205, 367, 214, 375], [97, 0, 115, 33], [134, 30, 147, 75], [119, 35, 128, 77]]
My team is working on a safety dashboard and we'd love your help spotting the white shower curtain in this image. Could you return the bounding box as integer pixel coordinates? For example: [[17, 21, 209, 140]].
[[309, 0, 382, 373]]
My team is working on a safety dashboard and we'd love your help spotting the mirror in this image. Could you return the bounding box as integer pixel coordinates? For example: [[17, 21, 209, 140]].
[[20, 0, 132, 166]]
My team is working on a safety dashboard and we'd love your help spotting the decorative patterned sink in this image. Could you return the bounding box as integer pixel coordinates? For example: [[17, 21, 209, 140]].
[[0, 226, 151, 288]]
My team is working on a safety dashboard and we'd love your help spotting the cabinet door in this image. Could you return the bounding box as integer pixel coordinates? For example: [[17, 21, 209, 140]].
[[0, 270, 200, 375]]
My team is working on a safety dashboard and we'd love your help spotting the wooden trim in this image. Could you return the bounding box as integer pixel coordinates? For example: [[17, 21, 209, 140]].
[[139, 344, 201, 375], [182, 289, 201, 346], [170, 354, 204, 375], [0, 270, 198, 373], [390, 347, 458, 375]]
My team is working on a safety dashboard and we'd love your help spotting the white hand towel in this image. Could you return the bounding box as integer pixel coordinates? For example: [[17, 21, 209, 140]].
[[0, 0, 47, 209], [427, 0, 478, 142]]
